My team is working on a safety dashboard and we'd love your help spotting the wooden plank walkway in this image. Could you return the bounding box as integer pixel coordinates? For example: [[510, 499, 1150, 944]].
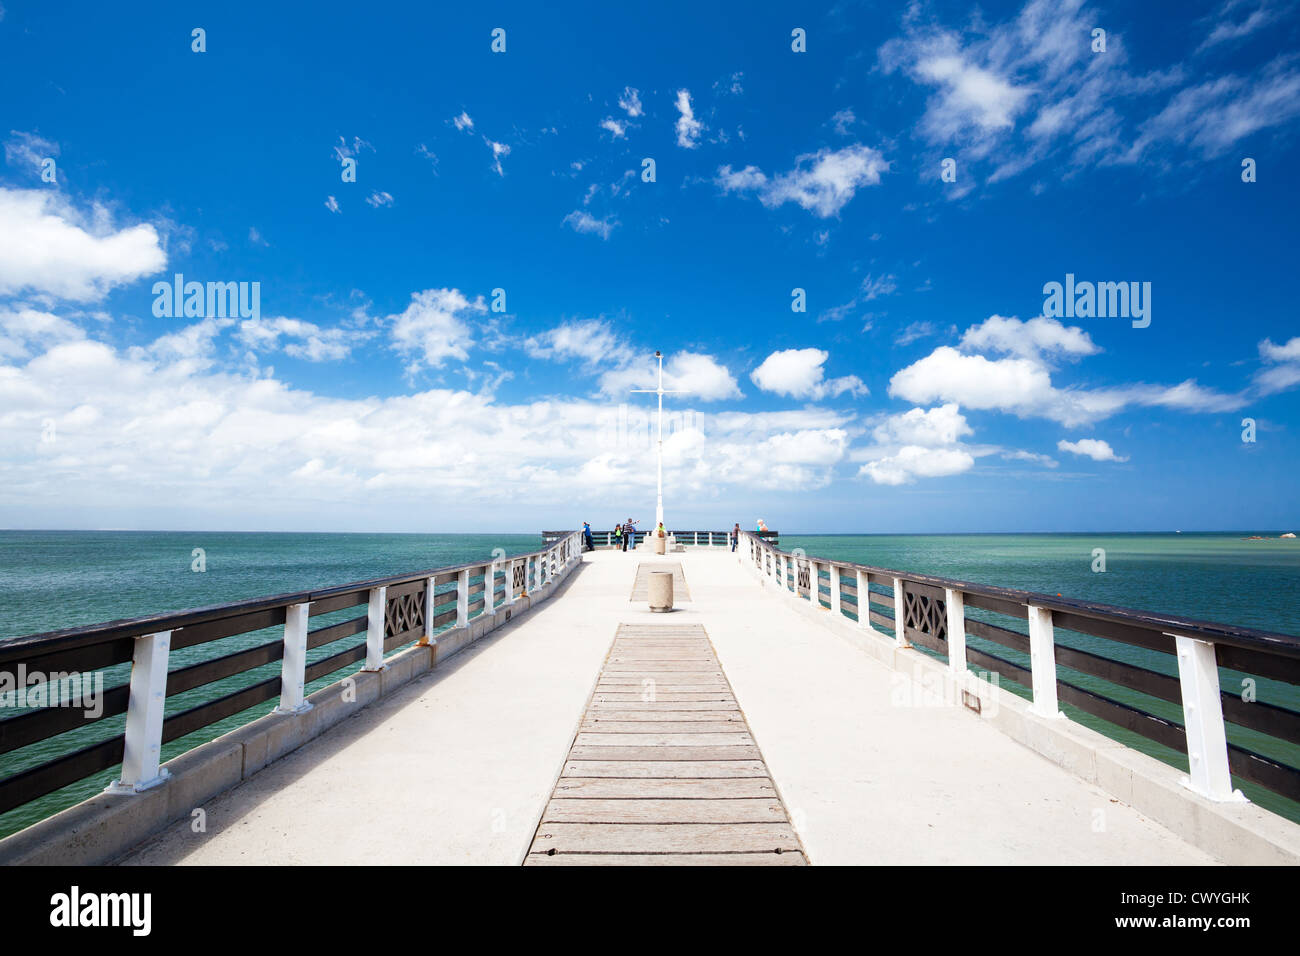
[[629, 562, 691, 601], [524, 623, 806, 865]]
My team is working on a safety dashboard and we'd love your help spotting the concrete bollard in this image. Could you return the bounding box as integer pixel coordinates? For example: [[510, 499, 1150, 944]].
[[653, 535, 666, 555], [648, 571, 674, 612]]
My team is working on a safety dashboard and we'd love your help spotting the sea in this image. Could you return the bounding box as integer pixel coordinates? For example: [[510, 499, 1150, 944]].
[[1, 529, 1297, 836]]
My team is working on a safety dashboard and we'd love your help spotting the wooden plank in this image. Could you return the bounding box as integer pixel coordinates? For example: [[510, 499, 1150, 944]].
[[525, 851, 806, 866], [562, 759, 769, 778], [552, 777, 778, 798], [574, 732, 753, 747], [530, 823, 801, 854], [542, 798, 787, 824], [524, 622, 806, 865], [580, 720, 747, 733], [568, 745, 763, 761], [603, 662, 722, 671], [596, 675, 726, 684], [582, 710, 744, 721], [588, 698, 737, 709]]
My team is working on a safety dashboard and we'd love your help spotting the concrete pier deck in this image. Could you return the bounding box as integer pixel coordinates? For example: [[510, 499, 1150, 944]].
[[119, 548, 1218, 865]]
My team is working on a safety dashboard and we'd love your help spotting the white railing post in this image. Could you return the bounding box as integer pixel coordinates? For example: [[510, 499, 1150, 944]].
[[456, 569, 470, 627], [808, 561, 820, 607], [1171, 633, 1243, 801], [892, 578, 908, 647], [945, 588, 967, 680], [274, 602, 312, 714], [364, 586, 387, 671], [1027, 605, 1062, 718], [829, 564, 841, 615], [505, 560, 517, 605], [420, 576, 436, 643], [534, 554, 542, 591], [856, 570, 870, 629], [106, 630, 172, 793], [485, 561, 496, 615]]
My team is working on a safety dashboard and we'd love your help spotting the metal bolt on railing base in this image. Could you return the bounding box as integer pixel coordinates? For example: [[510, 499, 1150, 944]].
[[105, 768, 170, 795]]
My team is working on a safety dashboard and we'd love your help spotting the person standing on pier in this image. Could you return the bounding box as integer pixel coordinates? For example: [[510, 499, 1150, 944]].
[[732, 522, 740, 552], [613, 523, 622, 550], [623, 518, 638, 551], [582, 522, 594, 552]]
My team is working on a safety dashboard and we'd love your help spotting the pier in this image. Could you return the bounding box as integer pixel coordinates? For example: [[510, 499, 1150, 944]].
[[1, 531, 1299, 865]]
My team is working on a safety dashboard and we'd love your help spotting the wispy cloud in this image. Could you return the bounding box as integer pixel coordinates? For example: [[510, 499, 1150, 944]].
[[563, 209, 618, 239], [674, 89, 704, 148], [716, 144, 889, 217]]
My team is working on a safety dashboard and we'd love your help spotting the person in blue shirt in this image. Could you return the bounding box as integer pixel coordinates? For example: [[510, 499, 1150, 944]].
[[582, 521, 594, 552]]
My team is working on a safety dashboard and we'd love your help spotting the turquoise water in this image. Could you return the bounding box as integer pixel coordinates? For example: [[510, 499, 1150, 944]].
[[1, 530, 1298, 836], [0, 531, 541, 640]]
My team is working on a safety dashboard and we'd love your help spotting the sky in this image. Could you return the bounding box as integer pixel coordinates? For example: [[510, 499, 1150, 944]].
[[0, 0, 1298, 534]]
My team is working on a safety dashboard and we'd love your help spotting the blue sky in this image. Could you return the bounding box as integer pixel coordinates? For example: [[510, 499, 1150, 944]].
[[0, 0, 1297, 533]]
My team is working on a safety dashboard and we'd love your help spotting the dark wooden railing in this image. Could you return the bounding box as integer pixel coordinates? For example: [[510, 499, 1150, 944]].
[[0, 532, 583, 820], [738, 531, 1300, 810]]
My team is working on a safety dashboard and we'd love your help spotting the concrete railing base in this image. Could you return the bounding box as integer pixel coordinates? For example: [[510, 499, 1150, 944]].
[[0, 557, 585, 866], [755, 572, 1300, 866]]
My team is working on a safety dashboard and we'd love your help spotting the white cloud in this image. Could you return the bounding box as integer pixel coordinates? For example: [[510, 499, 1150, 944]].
[[525, 319, 623, 365], [960, 314, 1099, 360], [1255, 335, 1300, 395], [876, 0, 1291, 184], [600, 117, 627, 139], [1260, 336, 1300, 363], [452, 112, 474, 131], [600, 351, 742, 402], [324, 195, 340, 213], [674, 89, 704, 148], [331, 136, 373, 164], [873, 403, 972, 447], [751, 348, 867, 400], [1198, 1, 1277, 51], [1003, 449, 1059, 468], [238, 317, 358, 362], [715, 72, 744, 96], [0, 306, 85, 360], [716, 145, 888, 217], [895, 322, 938, 346], [563, 209, 617, 239], [0, 318, 852, 526], [1057, 438, 1128, 462], [830, 109, 857, 135], [0, 188, 166, 301], [485, 139, 510, 176], [1131, 60, 1300, 159], [857, 403, 979, 485], [387, 288, 485, 373], [861, 445, 975, 486], [365, 191, 394, 208], [861, 273, 897, 301], [4, 130, 59, 176], [618, 87, 643, 117]]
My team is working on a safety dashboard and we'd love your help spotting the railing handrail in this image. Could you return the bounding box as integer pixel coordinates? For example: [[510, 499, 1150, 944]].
[[0, 530, 586, 822], [737, 530, 1300, 658], [0, 539, 577, 663], [737, 529, 1300, 808]]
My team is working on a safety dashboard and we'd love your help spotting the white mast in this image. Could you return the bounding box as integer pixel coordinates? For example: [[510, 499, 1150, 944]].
[[631, 350, 683, 529]]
